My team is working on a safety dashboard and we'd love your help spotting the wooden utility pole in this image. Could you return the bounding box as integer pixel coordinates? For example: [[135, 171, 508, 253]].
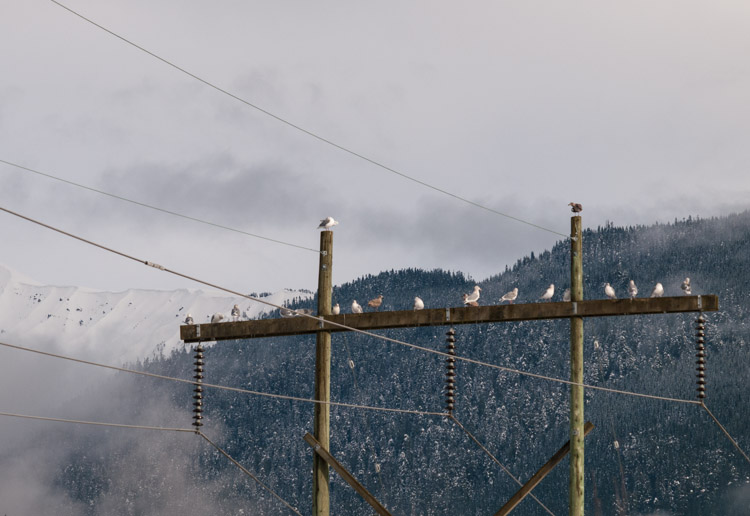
[[313, 231, 333, 516], [570, 215, 584, 515], [180, 220, 719, 514]]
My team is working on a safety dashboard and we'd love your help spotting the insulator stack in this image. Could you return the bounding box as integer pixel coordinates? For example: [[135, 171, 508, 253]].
[[695, 315, 706, 400], [193, 344, 205, 428], [444, 328, 456, 414]]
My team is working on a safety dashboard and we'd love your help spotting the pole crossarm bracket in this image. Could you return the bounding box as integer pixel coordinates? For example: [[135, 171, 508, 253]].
[[180, 295, 718, 343], [495, 421, 595, 516], [303, 433, 392, 516]]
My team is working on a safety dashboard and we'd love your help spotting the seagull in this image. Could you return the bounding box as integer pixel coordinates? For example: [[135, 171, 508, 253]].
[[297, 308, 314, 316], [563, 288, 571, 302], [604, 283, 616, 299], [280, 307, 295, 318], [317, 217, 339, 230], [568, 202, 583, 213], [210, 313, 225, 324], [462, 294, 479, 307], [464, 285, 481, 305], [351, 300, 363, 314], [681, 277, 692, 295], [650, 283, 664, 298], [413, 297, 424, 310], [499, 288, 518, 304], [184, 313, 194, 325], [332, 303, 340, 315], [540, 284, 555, 301], [628, 280, 638, 299], [367, 295, 384, 310], [231, 304, 240, 321]]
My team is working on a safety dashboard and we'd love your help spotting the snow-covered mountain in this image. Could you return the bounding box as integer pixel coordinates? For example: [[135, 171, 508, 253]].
[[0, 263, 311, 364]]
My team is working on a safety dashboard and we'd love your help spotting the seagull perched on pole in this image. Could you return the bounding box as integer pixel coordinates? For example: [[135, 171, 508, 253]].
[[367, 295, 384, 310], [464, 285, 481, 305], [563, 288, 571, 302], [231, 304, 241, 321], [413, 297, 424, 310], [462, 294, 479, 307], [280, 307, 295, 318], [332, 303, 340, 315], [628, 280, 638, 299], [568, 202, 583, 214], [681, 277, 692, 295], [604, 283, 616, 299], [351, 300, 363, 314], [317, 217, 339, 230], [650, 283, 664, 298], [499, 288, 518, 304], [210, 313, 225, 324], [184, 313, 194, 325], [540, 284, 555, 301]]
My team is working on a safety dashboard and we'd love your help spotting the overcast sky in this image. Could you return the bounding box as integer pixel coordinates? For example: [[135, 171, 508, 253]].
[[2, 1, 750, 295]]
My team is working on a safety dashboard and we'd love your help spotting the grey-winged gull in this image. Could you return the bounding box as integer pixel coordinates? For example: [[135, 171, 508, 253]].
[[413, 297, 424, 310], [499, 288, 518, 304], [681, 277, 692, 295], [317, 217, 339, 230], [464, 285, 481, 305], [604, 283, 616, 299], [351, 300, 363, 314], [539, 284, 555, 301], [650, 283, 664, 298], [628, 280, 638, 299]]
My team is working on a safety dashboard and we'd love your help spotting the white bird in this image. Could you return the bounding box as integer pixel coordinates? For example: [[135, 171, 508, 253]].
[[231, 304, 240, 321], [332, 303, 340, 315], [184, 313, 194, 325], [210, 313, 225, 324], [351, 300, 363, 314], [317, 217, 339, 230], [462, 294, 479, 307], [628, 280, 638, 299], [280, 307, 295, 318], [563, 288, 571, 302], [413, 297, 424, 310], [464, 285, 481, 305], [604, 283, 616, 299], [650, 283, 664, 298], [540, 284, 555, 301], [681, 277, 692, 295], [499, 288, 518, 304]]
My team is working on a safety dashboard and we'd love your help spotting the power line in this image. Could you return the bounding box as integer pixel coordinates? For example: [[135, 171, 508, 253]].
[[451, 415, 555, 516], [0, 410, 195, 433], [48, 0, 568, 239], [198, 431, 303, 516], [0, 158, 320, 254], [0, 410, 303, 515], [0, 205, 705, 406], [0, 340, 444, 417], [701, 402, 750, 465]]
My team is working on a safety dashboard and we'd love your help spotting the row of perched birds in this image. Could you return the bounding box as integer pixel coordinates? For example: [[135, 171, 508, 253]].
[[183, 278, 693, 323]]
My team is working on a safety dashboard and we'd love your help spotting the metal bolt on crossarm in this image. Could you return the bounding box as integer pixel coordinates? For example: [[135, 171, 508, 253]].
[[193, 344, 205, 428], [695, 315, 706, 399]]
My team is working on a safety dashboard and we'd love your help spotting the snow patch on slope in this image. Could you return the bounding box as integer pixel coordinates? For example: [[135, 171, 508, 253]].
[[0, 263, 310, 364]]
